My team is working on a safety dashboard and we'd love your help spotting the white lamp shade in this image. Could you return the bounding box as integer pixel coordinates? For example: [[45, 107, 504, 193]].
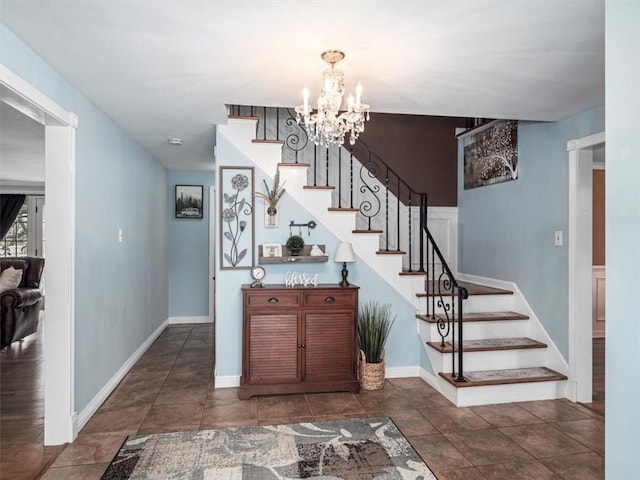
[[334, 242, 356, 263]]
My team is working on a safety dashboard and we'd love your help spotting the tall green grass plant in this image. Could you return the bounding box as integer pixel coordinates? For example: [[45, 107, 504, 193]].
[[358, 301, 395, 364]]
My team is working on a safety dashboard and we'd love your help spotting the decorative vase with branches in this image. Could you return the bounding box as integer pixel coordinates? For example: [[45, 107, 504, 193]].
[[253, 169, 286, 226]]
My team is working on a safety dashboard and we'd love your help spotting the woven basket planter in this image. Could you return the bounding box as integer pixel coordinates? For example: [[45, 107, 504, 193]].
[[358, 350, 385, 391]]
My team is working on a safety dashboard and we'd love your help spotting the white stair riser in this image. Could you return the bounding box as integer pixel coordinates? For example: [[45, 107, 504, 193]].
[[439, 378, 568, 407], [419, 320, 529, 343], [420, 294, 516, 315], [427, 347, 547, 374]]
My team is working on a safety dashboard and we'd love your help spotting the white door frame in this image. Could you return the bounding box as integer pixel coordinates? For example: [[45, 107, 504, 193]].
[[567, 130, 605, 403], [208, 186, 216, 325], [1, 65, 77, 444]]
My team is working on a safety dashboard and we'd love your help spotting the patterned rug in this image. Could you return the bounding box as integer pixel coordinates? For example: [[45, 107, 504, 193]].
[[101, 417, 437, 479]]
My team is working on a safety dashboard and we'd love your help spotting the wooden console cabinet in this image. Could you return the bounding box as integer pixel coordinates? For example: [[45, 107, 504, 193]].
[[240, 284, 360, 399]]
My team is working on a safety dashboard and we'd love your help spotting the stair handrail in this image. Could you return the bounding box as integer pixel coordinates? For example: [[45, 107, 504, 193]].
[[346, 137, 470, 384]]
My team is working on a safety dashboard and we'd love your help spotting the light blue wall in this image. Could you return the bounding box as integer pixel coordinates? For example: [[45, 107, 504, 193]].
[[215, 135, 420, 377], [605, 1, 640, 475], [458, 107, 604, 358], [1, 24, 168, 412], [168, 171, 214, 317]]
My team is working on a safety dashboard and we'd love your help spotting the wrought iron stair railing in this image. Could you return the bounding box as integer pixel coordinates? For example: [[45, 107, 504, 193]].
[[228, 104, 469, 382]]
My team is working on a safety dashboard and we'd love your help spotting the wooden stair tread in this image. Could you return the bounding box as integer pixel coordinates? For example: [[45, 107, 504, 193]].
[[278, 162, 310, 167], [416, 311, 529, 324], [399, 271, 427, 276], [252, 139, 285, 144], [416, 281, 513, 297], [439, 367, 567, 388], [377, 250, 407, 255], [228, 115, 259, 121], [353, 229, 383, 234], [303, 185, 335, 190], [328, 207, 360, 212], [427, 337, 546, 353]]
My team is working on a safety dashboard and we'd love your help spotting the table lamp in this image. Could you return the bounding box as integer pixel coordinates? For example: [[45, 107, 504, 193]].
[[334, 242, 356, 287]]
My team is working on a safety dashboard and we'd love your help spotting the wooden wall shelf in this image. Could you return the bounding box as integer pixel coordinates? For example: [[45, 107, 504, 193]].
[[259, 245, 329, 264]]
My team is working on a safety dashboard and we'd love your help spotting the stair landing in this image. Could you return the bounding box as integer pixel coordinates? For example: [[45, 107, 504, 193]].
[[439, 367, 567, 388]]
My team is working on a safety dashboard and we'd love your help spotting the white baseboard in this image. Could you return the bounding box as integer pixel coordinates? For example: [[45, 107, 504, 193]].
[[385, 365, 421, 378], [213, 367, 424, 389], [72, 319, 168, 437], [215, 374, 241, 388], [419, 367, 441, 391], [169, 315, 212, 324]]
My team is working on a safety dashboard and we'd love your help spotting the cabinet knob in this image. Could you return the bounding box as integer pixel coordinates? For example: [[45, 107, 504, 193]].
[[325, 296, 335, 303], [297, 343, 306, 348], [268, 297, 279, 303]]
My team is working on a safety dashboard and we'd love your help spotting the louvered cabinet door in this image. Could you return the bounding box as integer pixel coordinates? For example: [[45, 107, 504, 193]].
[[304, 311, 357, 382], [241, 285, 359, 398], [246, 312, 301, 385]]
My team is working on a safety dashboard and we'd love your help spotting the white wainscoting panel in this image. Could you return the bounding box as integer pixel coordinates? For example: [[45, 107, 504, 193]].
[[592, 266, 606, 338]]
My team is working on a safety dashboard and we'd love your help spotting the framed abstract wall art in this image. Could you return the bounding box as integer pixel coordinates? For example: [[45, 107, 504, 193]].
[[462, 120, 518, 190]]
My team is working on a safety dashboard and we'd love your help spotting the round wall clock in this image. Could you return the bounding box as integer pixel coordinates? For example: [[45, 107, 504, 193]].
[[250, 266, 265, 288]]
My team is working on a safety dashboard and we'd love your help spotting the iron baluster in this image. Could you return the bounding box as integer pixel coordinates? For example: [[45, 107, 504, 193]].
[[285, 108, 308, 164], [419, 194, 425, 272], [359, 151, 380, 231], [338, 148, 342, 208], [385, 167, 389, 250], [408, 192, 412, 272], [397, 176, 400, 253], [456, 287, 468, 382], [313, 145, 318, 186], [350, 148, 354, 208], [263, 106, 267, 140], [325, 149, 329, 187]]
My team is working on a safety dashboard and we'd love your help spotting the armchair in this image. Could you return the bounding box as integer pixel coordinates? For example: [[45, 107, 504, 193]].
[[0, 257, 45, 349]]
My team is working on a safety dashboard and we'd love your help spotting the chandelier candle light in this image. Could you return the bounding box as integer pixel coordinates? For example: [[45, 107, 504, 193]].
[[295, 50, 370, 148]]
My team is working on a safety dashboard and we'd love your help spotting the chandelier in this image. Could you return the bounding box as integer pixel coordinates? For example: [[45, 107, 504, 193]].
[[295, 50, 370, 148]]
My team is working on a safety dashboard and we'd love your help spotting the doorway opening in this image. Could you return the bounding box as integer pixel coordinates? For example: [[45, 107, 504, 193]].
[[1, 64, 77, 445], [567, 131, 605, 407]]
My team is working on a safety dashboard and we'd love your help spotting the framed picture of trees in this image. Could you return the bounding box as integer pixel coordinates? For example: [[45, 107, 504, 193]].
[[219, 166, 255, 269], [462, 120, 518, 189], [175, 185, 204, 218]]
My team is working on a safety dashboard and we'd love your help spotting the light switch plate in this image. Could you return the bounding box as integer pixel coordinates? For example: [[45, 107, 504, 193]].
[[554, 230, 563, 246]]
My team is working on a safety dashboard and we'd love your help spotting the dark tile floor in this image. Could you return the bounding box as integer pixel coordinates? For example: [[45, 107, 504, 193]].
[[1, 324, 605, 479]]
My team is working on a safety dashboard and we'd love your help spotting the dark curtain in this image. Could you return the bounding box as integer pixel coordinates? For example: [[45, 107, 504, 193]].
[[0, 194, 26, 241]]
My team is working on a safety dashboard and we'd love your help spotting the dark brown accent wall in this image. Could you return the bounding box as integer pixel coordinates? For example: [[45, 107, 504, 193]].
[[352, 113, 467, 206], [593, 169, 605, 265]]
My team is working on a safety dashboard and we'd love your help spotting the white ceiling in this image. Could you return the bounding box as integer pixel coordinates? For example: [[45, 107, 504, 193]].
[[0, 101, 45, 185], [0, 1, 604, 171]]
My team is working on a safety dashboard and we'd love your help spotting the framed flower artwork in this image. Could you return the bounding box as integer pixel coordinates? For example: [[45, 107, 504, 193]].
[[219, 166, 255, 269]]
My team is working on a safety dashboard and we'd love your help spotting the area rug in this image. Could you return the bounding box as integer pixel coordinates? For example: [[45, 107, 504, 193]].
[[101, 417, 437, 479]]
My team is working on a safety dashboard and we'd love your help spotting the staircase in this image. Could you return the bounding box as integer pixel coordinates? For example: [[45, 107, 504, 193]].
[[220, 107, 568, 407]]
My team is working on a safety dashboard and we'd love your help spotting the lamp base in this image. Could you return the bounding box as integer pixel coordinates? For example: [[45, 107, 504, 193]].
[[339, 262, 350, 287]]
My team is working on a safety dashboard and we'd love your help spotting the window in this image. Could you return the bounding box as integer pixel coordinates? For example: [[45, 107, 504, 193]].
[[1, 203, 28, 257], [1, 197, 45, 258]]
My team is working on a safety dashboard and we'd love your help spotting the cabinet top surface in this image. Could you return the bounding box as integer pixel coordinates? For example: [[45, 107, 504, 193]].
[[242, 284, 359, 291]]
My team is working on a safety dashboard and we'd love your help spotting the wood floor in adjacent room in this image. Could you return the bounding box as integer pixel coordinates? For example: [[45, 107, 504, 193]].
[[1, 325, 605, 479]]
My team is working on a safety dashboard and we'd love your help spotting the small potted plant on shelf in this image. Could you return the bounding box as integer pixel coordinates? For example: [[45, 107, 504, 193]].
[[358, 301, 395, 391], [286, 235, 305, 256]]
